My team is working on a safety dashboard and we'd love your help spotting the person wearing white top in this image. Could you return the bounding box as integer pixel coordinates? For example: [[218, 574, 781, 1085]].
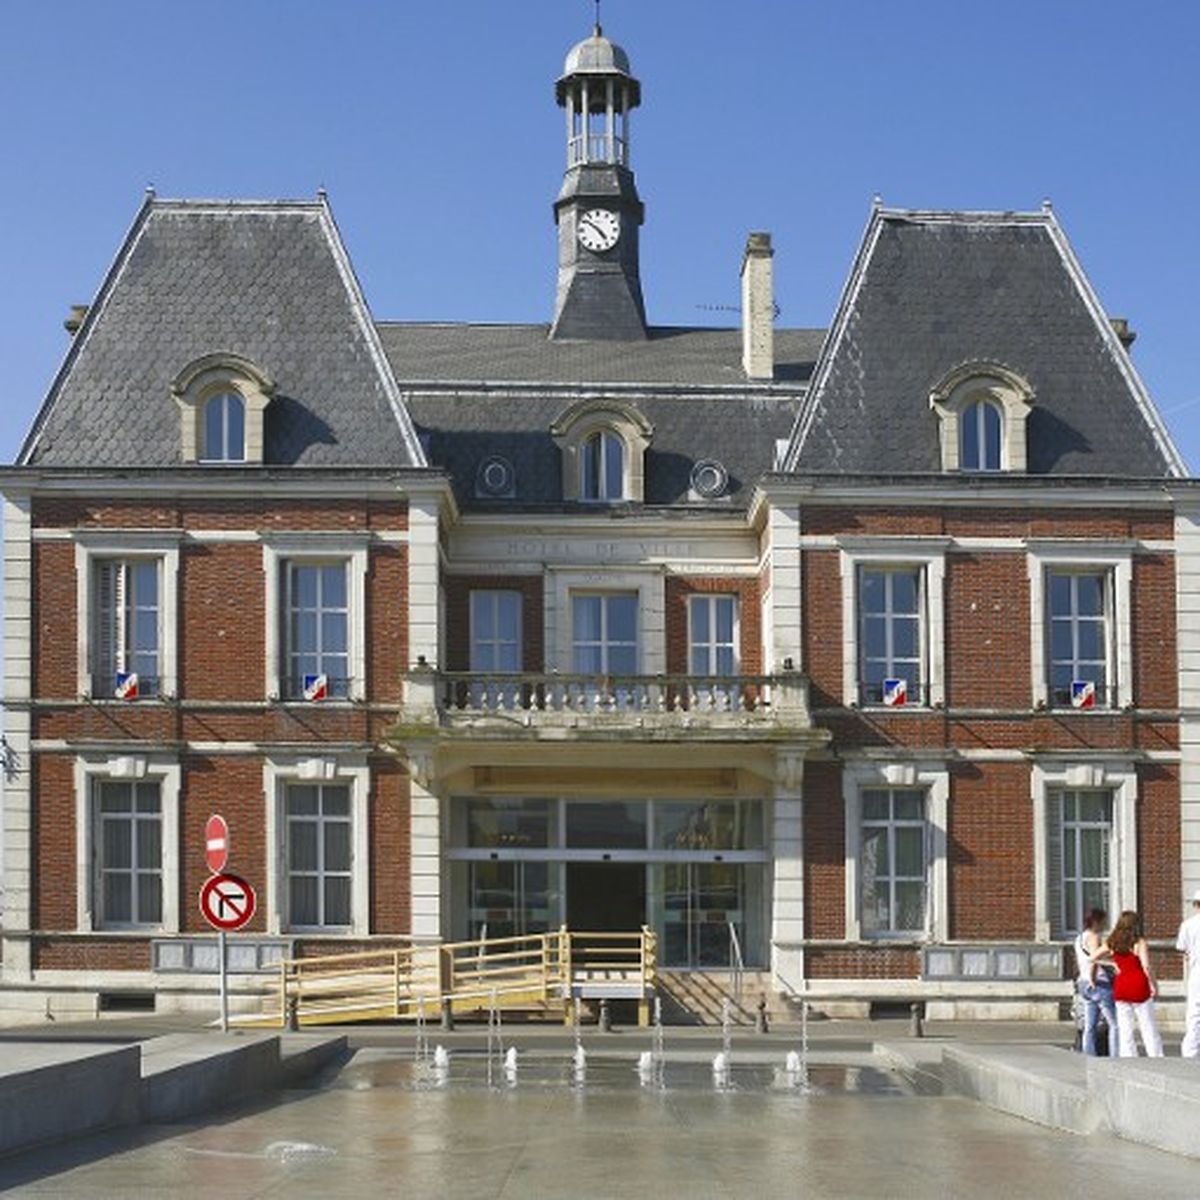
[[1177, 888, 1200, 1059], [1075, 907, 1116, 1057]]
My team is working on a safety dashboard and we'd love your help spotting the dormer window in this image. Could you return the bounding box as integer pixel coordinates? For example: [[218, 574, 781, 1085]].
[[581, 430, 625, 501], [202, 392, 246, 462], [172, 352, 275, 466], [929, 362, 1035, 474], [960, 399, 1002, 471], [551, 399, 652, 505]]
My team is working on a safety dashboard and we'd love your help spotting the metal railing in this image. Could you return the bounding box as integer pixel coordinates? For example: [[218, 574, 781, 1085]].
[[728, 922, 745, 1004], [568, 133, 628, 166]]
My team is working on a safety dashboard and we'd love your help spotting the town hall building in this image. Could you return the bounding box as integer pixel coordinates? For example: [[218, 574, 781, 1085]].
[[2, 24, 1198, 1023]]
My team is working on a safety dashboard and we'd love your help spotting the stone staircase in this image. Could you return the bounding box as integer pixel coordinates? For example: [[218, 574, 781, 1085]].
[[655, 970, 793, 1026]]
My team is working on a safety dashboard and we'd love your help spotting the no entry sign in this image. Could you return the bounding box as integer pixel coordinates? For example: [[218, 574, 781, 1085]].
[[205, 814, 229, 875], [199, 873, 256, 932]]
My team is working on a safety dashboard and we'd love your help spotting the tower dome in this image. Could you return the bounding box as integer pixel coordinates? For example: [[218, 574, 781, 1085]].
[[557, 28, 641, 106]]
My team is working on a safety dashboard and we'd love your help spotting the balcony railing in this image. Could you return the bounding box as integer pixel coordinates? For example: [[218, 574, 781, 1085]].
[[397, 670, 814, 740]]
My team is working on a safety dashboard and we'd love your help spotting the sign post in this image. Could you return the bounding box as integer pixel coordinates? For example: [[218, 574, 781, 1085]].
[[200, 814, 254, 1033]]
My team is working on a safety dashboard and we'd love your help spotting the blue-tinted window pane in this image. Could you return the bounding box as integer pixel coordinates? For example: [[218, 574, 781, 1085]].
[[204, 397, 224, 459], [497, 591, 520, 633], [607, 644, 637, 674], [890, 572, 919, 613], [226, 395, 245, 459], [983, 403, 1002, 469], [607, 595, 637, 642], [472, 593, 494, 639], [322, 613, 348, 653], [581, 435, 601, 499], [860, 570, 885, 611], [691, 597, 710, 643], [961, 403, 980, 470], [1075, 575, 1104, 616], [133, 561, 158, 605], [321, 565, 347, 608], [573, 596, 602, 641], [293, 566, 319, 609], [716, 597, 735, 643], [1048, 573, 1072, 614], [604, 433, 624, 499]]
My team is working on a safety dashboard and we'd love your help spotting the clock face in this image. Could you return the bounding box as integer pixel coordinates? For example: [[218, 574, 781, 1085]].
[[577, 208, 621, 252]]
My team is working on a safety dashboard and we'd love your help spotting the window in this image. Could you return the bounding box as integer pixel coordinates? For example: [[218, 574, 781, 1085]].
[[93, 559, 160, 698], [572, 593, 638, 674], [860, 788, 927, 935], [172, 352, 274, 465], [580, 430, 625, 501], [471, 591, 522, 671], [858, 567, 922, 706], [94, 780, 162, 927], [1032, 761, 1136, 942], [201, 392, 245, 462], [960, 399, 1002, 471], [284, 562, 350, 699], [550, 399, 652, 503], [1051, 789, 1113, 936], [1047, 570, 1112, 708], [689, 595, 737, 675], [929, 363, 1035, 473], [286, 783, 352, 929]]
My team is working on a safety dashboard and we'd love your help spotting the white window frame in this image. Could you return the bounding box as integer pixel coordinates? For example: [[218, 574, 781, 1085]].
[[263, 536, 368, 703], [547, 568, 663, 674], [687, 594, 739, 676], [263, 755, 370, 936], [1031, 759, 1137, 942], [200, 391, 246, 463], [549, 399, 652, 504], [74, 754, 180, 933], [579, 429, 627, 502], [75, 533, 181, 700], [960, 398, 1003, 472], [172, 352, 274, 466], [470, 590, 523, 672], [838, 539, 948, 708], [843, 760, 948, 942], [929, 363, 1035, 473], [570, 591, 640, 674], [1027, 543, 1133, 711]]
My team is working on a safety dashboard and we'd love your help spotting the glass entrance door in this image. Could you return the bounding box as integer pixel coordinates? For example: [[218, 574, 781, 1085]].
[[466, 860, 554, 941], [659, 862, 749, 968]]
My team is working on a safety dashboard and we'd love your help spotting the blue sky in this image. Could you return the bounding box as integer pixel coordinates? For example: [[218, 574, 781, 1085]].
[[1, 0, 1197, 468]]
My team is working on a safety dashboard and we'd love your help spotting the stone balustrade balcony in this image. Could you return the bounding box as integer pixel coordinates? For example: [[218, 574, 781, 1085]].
[[394, 669, 815, 744]]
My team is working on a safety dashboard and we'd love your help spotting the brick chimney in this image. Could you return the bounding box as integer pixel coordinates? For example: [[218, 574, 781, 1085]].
[[741, 232, 774, 380]]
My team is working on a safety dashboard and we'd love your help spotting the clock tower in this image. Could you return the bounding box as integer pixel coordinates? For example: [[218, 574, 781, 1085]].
[[550, 24, 647, 341]]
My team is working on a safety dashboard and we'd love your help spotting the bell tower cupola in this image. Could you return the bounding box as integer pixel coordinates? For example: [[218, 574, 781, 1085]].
[[550, 22, 647, 341]]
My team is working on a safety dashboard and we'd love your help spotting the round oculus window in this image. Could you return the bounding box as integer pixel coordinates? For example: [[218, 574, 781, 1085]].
[[690, 459, 728, 498], [476, 455, 516, 498]]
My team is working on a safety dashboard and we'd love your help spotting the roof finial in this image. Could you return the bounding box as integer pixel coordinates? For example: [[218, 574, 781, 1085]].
[[593, 0, 601, 36]]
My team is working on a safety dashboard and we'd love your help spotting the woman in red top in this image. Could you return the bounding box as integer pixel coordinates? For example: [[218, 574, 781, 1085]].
[[1093, 910, 1163, 1057]]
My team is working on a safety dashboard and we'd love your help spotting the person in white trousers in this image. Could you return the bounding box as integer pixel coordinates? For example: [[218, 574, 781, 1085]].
[[1177, 888, 1200, 1059], [1092, 910, 1163, 1058]]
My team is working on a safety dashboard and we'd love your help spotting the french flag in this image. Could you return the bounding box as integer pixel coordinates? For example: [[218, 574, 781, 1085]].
[[882, 678, 908, 707], [303, 673, 328, 703], [114, 671, 139, 701], [1071, 680, 1096, 710]]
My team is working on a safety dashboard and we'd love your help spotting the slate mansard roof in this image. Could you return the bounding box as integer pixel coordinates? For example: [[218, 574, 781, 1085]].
[[19, 197, 425, 469], [14, 198, 1186, 500], [785, 207, 1185, 478]]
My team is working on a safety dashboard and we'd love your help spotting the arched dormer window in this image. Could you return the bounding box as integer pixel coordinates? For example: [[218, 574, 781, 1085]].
[[581, 429, 625, 501], [171, 352, 275, 466], [929, 363, 1035, 473], [960, 398, 1002, 471], [551, 399, 653, 504], [202, 391, 246, 462]]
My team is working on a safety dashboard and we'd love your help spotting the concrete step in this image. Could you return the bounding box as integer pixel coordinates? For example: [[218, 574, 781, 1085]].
[[656, 971, 786, 1025]]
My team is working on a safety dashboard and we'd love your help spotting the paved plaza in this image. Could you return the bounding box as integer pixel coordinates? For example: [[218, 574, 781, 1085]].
[[1, 1021, 1198, 1197]]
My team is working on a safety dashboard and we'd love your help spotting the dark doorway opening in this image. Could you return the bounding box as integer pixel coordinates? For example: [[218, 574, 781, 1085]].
[[566, 862, 645, 931]]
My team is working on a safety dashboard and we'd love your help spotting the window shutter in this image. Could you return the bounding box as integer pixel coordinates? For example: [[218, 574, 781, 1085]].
[[1046, 790, 1064, 939], [93, 561, 120, 691]]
